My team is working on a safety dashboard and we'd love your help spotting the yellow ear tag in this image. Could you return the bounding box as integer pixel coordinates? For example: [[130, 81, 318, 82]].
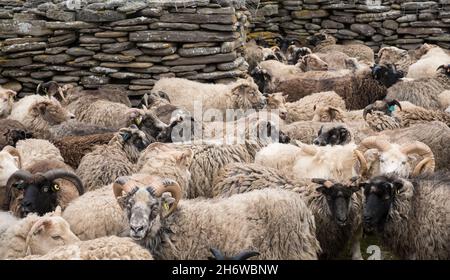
[[162, 202, 169, 212], [135, 116, 142, 126], [52, 184, 60, 192]]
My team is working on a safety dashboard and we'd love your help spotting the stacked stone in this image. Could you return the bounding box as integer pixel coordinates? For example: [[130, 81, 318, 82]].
[[0, 0, 246, 104], [244, 0, 450, 51], [245, 0, 286, 44]]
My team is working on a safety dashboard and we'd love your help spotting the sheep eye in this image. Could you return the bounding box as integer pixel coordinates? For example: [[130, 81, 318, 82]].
[[380, 159, 385, 163], [51, 236, 61, 240], [43, 186, 49, 192], [401, 161, 406, 165]]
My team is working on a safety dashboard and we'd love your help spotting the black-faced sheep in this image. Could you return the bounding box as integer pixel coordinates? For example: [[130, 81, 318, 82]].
[[361, 173, 450, 260], [76, 125, 151, 191], [151, 77, 266, 115], [0, 207, 79, 259], [0, 119, 32, 150], [113, 175, 321, 260]]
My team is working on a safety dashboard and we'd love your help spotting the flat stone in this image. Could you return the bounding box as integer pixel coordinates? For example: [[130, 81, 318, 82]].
[[137, 7, 163, 17], [135, 55, 162, 63], [109, 72, 152, 79], [426, 35, 450, 42], [64, 70, 94, 77], [45, 47, 68, 55], [117, 1, 147, 13], [321, 19, 344, 29], [7, 50, 45, 58], [160, 13, 236, 24], [128, 85, 153, 90], [383, 20, 398, 30], [178, 47, 221, 57], [94, 31, 128, 38], [3, 37, 46, 46], [161, 54, 180, 61], [356, 11, 401, 23], [79, 36, 116, 44], [183, 42, 217, 48], [409, 21, 450, 28], [81, 75, 110, 86], [396, 15, 417, 23], [217, 57, 244, 71], [121, 48, 143, 57], [149, 22, 200, 30], [90, 66, 119, 74], [66, 47, 95, 56], [292, 9, 328, 19], [21, 64, 46, 70], [220, 40, 241, 53], [110, 16, 155, 26], [112, 25, 148, 31], [46, 9, 75, 22], [15, 77, 42, 84], [401, 1, 438, 10], [350, 24, 376, 36], [397, 28, 444, 35], [99, 62, 153, 68], [0, 20, 52, 36], [141, 47, 177, 56], [52, 75, 79, 82], [1, 42, 47, 53], [45, 21, 97, 29], [329, 15, 354, 24], [163, 52, 236, 66], [1, 69, 28, 77], [393, 38, 425, 44], [102, 42, 134, 53], [93, 53, 135, 63], [33, 54, 73, 64], [372, 35, 384, 42], [130, 30, 238, 43], [76, 9, 126, 22], [30, 71, 54, 79], [200, 24, 237, 32], [42, 65, 78, 71], [48, 33, 76, 43], [128, 65, 168, 73], [67, 60, 99, 67], [130, 79, 156, 85], [80, 44, 102, 51], [136, 42, 175, 49], [187, 70, 243, 80], [0, 57, 32, 67]]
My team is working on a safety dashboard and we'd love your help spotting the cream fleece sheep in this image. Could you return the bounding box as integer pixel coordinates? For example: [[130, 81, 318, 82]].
[[407, 46, 450, 79], [0, 207, 79, 259], [15, 139, 64, 169], [0, 87, 16, 118], [21, 236, 153, 260], [151, 77, 266, 115], [284, 91, 345, 123]]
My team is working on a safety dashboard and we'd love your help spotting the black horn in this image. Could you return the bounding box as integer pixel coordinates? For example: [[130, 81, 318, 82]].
[[43, 169, 84, 195]]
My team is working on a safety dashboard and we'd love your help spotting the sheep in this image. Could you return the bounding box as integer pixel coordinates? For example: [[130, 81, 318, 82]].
[[69, 98, 144, 130], [212, 164, 363, 259], [371, 64, 404, 88], [0, 87, 16, 118], [52, 133, 114, 169], [377, 46, 416, 75], [8, 95, 75, 139], [62, 184, 128, 241], [0, 147, 20, 206], [15, 139, 64, 169], [3, 159, 84, 218], [356, 136, 435, 179], [49, 120, 116, 139], [62, 85, 131, 107], [76, 125, 151, 191], [139, 92, 190, 125], [151, 77, 266, 115], [251, 56, 328, 93], [386, 64, 450, 110], [361, 173, 450, 260], [276, 65, 387, 110], [284, 91, 346, 123], [0, 119, 32, 150], [285, 45, 312, 65], [378, 121, 450, 172], [307, 32, 375, 65], [113, 175, 321, 260], [264, 92, 288, 120], [243, 39, 278, 73], [254, 142, 367, 181], [0, 211, 18, 236], [21, 236, 153, 260], [406, 45, 450, 79], [315, 51, 355, 71], [312, 105, 364, 123], [0, 207, 79, 259], [438, 90, 450, 110]]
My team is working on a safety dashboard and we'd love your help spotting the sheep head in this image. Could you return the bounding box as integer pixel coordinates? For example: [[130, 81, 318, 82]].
[[25, 207, 80, 256], [286, 46, 312, 65], [296, 54, 328, 72], [377, 46, 408, 66], [208, 248, 260, 260], [307, 32, 335, 47], [250, 66, 271, 94], [371, 64, 404, 88], [312, 177, 360, 226], [31, 99, 75, 125], [156, 114, 196, 143], [113, 174, 182, 241], [436, 64, 450, 76], [312, 105, 345, 122], [4, 169, 84, 217], [357, 137, 435, 178], [133, 109, 169, 141], [264, 92, 288, 120], [314, 125, 352, 146], [36, 81, 66, 102], [0, 87, 16, 117], [118, 125, 152, 161], [363, 98, 402, 120], [231, 78, 266, 111], [359, 175, 407, 234]]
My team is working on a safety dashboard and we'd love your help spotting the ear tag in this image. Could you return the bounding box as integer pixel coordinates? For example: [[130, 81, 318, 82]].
[[388, 105, 396, 113], [134, 116, 143, 127], [52, 184, 60, 192], [162, 202, 169, 212], [121, 133, 131, 141]]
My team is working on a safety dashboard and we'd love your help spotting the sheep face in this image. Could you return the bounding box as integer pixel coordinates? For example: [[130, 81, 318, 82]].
[[31, 100, 75, 125], [231, 79, 266, 111], [313, 179, 360, 226], [265, 92, 288, 120], [307, 32, 333, 47], [119, 126, 152, 156], [137, 111, 169, 141], [286, 46, 312, 65], [297, 54, 328, 72], [26, 209, 80, 255], [0, 89, 16, 117], [314, 125, 351, 146], [250, 66, 270, 94], [312, 105, 344, 122], [360, 175, 404, 234], [371, 64, 403, 88], [377, 47, 408, 66]]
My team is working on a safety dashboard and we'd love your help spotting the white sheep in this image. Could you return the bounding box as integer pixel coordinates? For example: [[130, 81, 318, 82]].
[[0, 87, 16, 118], [407, 46, 450, 79], [15, 139, 64, 169]]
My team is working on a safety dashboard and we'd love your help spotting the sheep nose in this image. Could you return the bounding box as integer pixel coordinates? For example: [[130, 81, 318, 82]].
[[69, 113, 75, 119], [130, 225, 144, 233], [279, 111, 287, 120], [313, 139, 320, 145]]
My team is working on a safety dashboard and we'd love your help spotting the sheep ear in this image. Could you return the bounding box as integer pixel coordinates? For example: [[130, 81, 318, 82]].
[[3, 146, 21, 168], [161, 193, 176, 215], [119, 129, 132, 142], [5, 89, 17, 98], [231, 84, 247, 95], [33, 101, 50, 115], [32, 219, 51, 236], [176, 149, 194, 168]]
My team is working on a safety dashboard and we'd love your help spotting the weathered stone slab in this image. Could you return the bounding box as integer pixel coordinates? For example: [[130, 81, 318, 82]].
[[76, 9, 126, 22], [160, 13, 236, 24], [130, 30, 238, 42], [66, 47, 96, 57], [33, 54, 73, 64], [178, 47, 221, 57], [93, 53, 135, 63], [163, 52, 236, 66], [109, 72, 152, 79], [0, 57, 33, 67], [149, 22, 199, 30], [99, 62, 153, 68], [1, 42, 47, 53]]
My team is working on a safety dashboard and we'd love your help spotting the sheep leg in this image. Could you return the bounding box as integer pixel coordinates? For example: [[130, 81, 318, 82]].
[[350, 223, 363, 260]]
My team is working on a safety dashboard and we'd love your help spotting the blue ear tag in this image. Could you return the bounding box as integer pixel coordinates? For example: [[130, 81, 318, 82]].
[[388, 105, 396, 113], [121, 133, 131, 141]]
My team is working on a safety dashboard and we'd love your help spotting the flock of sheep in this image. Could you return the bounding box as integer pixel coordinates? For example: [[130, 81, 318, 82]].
[[0, 31, 449, 260]]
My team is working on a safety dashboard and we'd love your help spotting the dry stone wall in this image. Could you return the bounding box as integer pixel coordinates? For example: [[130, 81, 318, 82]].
[[0, 0, 248, 104], [246, 0, 450, 51]]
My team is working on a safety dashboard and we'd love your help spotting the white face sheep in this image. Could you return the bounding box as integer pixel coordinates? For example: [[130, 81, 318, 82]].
[[113, 174, 321, 260], [360, 173, 450, 260], [0, 87, 16, 118]]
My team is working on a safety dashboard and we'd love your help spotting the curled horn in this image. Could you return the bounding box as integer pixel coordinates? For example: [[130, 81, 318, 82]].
[[3, 170, 33, 210], [436, 64, 446, 71], [400, 142, 435, 176], [363, 104, 374, 120], [353, 150, 368, 177], [149, 179, 182, 217], [113, 176, 134, 199], [358, 137, 391, 154], [43, 169, 84, 195], [209, 248, 225, 260]]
